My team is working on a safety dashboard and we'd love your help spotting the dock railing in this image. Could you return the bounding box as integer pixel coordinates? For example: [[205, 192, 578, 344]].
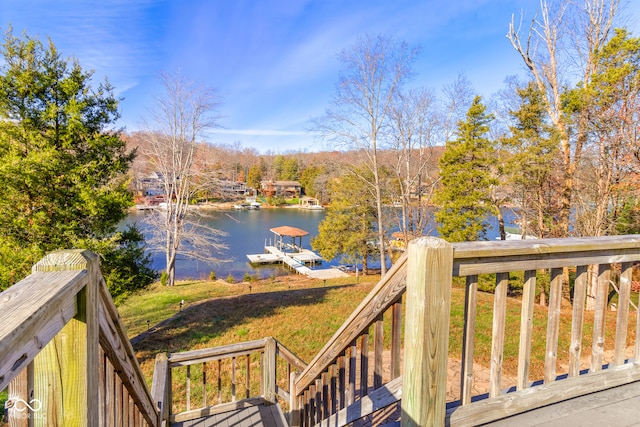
[[289, 235, 640, 426], [0, 249, 158, 426], [151, 336, 306, 425]]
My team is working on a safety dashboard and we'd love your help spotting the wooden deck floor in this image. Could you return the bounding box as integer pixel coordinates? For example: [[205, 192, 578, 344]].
[[167, 380, 640, 427], [171, 403, 288, 427], [481, 380, 640, 427]]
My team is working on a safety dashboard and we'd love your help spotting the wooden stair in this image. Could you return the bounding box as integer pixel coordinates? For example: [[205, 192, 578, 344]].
[[171, 399, 288, 427]]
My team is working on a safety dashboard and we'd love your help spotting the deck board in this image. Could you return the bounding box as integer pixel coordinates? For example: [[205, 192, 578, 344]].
[[171, 403, 287, 427], [479, 380, 640, 426]]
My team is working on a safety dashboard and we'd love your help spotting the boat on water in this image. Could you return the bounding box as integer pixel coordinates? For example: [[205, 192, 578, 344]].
[[304, 203, 324, 210], [233, 201, 261, 210], [234, 196, 261, 210]]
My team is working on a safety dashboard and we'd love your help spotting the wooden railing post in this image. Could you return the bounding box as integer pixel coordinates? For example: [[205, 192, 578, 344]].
[[263, 337, 277, 403], [289, 371, 301, 427], [151, 352, 170, 426], [401, 237, 453, 427], [30, 249, 101, 426], [7, 365, 32, 427]]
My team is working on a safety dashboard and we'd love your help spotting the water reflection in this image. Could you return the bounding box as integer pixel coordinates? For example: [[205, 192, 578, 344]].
[[122, 207, 516, 281]]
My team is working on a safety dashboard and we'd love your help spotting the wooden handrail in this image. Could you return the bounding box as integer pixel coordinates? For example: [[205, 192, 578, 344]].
[[447, 235, 640, 425], [152, 336, 307, 425], [168, 338, 270, 366], [0, 250, 158, 426], [294, 251, 408, 393], [0, 269, 86, 390], [452, 234, 640, 275], [286, 234, 640, 426], [97, 266, 158, 424]]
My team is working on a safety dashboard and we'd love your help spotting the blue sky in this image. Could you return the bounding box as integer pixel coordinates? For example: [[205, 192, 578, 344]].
[[2, 0, 640, 153]]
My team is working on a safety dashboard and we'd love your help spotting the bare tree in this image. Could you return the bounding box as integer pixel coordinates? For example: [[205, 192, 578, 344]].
[[142, 72, 225, 286], [440, 73, 476, 143], [388, 87, 439, 246], [312, 34, 418, 275], [509, 1, 631, 309], [507, 0, 621, 237]]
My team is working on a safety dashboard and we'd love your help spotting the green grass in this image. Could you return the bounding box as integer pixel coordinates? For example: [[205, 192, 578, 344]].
[[0, 389, 6, 421], [121, 271, 639, 404], [127, 274, 374, 413], [118, 275, 355, 338]]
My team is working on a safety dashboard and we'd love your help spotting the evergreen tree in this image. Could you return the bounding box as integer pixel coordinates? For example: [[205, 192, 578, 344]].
[[0, 30, 155, 297], [502, 82, 559, 238], [434, 96, 496, 242], [273, 155, 285, 180], [312, 170, 376, 273], [246, 164, 262, 191], [300, 165, 325, 198], [281, 157, 299, 181]]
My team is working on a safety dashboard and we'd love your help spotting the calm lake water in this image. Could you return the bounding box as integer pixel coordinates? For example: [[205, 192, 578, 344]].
[[124, 207, 515, 281], [125, 208, 332, 281]]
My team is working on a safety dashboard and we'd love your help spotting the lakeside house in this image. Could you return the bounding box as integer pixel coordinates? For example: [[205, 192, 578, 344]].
[[261, 180, 302, 199]]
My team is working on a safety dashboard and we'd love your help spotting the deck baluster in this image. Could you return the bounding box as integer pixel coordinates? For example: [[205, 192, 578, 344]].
[[569, 266, 588, 377]]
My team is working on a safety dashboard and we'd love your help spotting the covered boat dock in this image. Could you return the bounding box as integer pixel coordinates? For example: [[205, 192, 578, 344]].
[[247, 226, 348, 279]]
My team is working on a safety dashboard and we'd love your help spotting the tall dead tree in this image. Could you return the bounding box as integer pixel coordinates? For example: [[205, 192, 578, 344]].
[[143, 72, 225, 286], [312, 34, 418, 275], [507, 0, 620, 237], [388, 87, 439, 246]]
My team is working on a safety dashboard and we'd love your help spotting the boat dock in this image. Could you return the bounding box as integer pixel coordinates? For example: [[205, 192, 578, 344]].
[[247, 226, 349, 280]]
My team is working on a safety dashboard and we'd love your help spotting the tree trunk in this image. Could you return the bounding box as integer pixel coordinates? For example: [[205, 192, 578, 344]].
[[539, 287, 547, 307], [166, 249, 177, 287], [497, 208, 506, 240], [373, 158, 387, 276], [537, 184, 545, 238]]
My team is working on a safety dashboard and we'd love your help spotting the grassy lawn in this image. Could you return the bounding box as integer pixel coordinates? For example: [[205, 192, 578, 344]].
[[123, 272, 638, 393], [125, 274, 373, 385], [119, 274, 358, 338]]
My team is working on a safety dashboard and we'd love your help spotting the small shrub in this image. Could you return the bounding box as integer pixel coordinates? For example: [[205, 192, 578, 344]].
[[267, 196, 286, 206], [243, 272, 252, 282], [160, 271, 168, 286], [209, 270, 217, 281], [225, 274, 235, 284]]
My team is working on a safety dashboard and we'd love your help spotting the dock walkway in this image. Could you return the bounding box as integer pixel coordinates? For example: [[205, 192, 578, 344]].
[[247, 246, 348, 280]]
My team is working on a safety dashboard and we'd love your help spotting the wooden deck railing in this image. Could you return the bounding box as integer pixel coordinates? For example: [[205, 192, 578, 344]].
[[0, 250, 158, 426], [7, 236, 639, 426], [291, 250, 408, 426], [446, 235, 640, 426], [288, 235, 640, 426], [151, 336, 306, 425]]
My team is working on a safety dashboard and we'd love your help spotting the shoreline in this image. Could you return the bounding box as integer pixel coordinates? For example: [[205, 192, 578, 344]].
[[132, 201, 315, 211]]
